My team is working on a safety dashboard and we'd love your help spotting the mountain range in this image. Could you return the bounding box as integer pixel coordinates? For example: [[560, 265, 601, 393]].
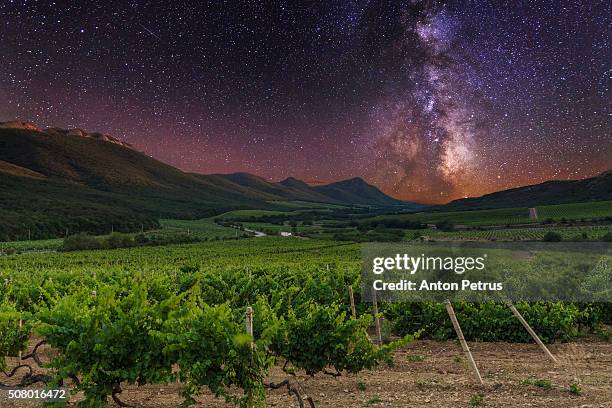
[[0, 123, 413, 240], [0, 122, 609, 240]]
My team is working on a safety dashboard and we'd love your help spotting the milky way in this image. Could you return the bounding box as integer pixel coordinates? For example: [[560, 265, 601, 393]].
[[362, 1, 610, 202], [0, 1, 610, 203], [365, 3, 486, 201]]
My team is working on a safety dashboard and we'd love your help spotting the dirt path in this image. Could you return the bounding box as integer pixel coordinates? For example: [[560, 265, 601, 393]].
[[2, 339, 610, 407]]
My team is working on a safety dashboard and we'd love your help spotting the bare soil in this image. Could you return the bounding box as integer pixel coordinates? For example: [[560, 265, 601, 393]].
[[2, 339, 610, 407]]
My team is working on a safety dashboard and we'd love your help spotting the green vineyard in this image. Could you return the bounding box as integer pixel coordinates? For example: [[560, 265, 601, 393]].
[[0, 237, 609, 406], [415, 225, 612, 241], [536, 201, 612, 220]]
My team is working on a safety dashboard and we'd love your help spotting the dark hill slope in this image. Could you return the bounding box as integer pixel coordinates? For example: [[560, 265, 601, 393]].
[[0, 127, 415, 239], [313, 177, 407, 207], [191, 173, 337, 203], [0, 128, 268, 212], [0, 159, 45, 179], [276, 177, 338, 203], [210, 172, 297, 199], [0, 171, 158, 241], [0, 128, 267, 239], [441, 171, 612, 210]]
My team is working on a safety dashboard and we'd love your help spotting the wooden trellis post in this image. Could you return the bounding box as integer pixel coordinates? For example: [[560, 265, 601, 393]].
[[445, 300, 483, 385], [348, 286, 356, 319], [245, 306, 255, 408], [245, 307, 254, 338], [18, 319, 23, 361], [372, 290, 382, 345], [507, 302, 558, 363]]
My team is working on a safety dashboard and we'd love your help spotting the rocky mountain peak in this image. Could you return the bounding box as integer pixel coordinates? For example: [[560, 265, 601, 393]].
[[0, 120, 134, 150], [0, 120, 40, 131], [44, 127, 134, 149]]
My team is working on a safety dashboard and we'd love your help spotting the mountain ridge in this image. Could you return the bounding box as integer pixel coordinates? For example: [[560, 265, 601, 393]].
[[0, 125, 416, 240], [439, 170, 612, 210], [313, 177, 406, 206], [1, 122, 608, 240]]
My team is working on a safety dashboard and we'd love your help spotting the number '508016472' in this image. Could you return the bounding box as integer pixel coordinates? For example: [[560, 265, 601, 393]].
[[5, 388, 67, 401]]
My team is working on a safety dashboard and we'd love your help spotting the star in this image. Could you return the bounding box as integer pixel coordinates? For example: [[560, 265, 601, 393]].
[[0, 0, 608, 203]]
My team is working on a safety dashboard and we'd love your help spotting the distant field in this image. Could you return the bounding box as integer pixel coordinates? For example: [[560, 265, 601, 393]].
[[372, 200, 612, 226], [221, 202, 612, 228], [407, 225, 612, 241], [2, 200, 610, 253], [267, 200, 348, 209], [216, 209, 297, 219], [217, 206, 340, 220], [374, 207, 531, 226], [157, 218, 242, 239], [241, 221, 323, 235], [536, 200, 612, 220], [0, 238, 63, 252], [214, 201, 612, 241], [0, 219, 242, 253]]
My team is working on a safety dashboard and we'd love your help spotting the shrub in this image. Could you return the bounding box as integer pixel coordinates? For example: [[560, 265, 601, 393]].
[[159, 299, 271, 407], [435, 220, 455, 232], [134, 233, 150, 244], [61, 233, 101, 251], [602, 231, 612, 242], [381, 318, 393, 344], [102, 232, 135, 249], [542, 231, 562, 242]]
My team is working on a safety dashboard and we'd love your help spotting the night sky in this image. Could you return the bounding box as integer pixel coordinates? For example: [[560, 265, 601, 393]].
[[0, 1, 610, 203]]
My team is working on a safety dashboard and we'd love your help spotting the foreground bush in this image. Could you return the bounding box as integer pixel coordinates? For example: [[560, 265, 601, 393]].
[[38, 284, 176, 406], [387, 301, 600, 343], [32, 278, 418, 407], [270, 301, 418, 376], [0, 304, 30, 371], [158, 297, 272, 407]]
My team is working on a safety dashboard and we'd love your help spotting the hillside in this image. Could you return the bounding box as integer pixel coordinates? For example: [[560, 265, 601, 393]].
[[441, 171, 612, 210], [204, 173, 344, 204], [0, 124, 609, 240], [0, 125, 413, 240], [314, 177, 408, 206], [0, 171, 159, 241]]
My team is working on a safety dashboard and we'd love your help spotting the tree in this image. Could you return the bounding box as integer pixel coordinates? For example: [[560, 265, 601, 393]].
[[542, 231, 562, 242]]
